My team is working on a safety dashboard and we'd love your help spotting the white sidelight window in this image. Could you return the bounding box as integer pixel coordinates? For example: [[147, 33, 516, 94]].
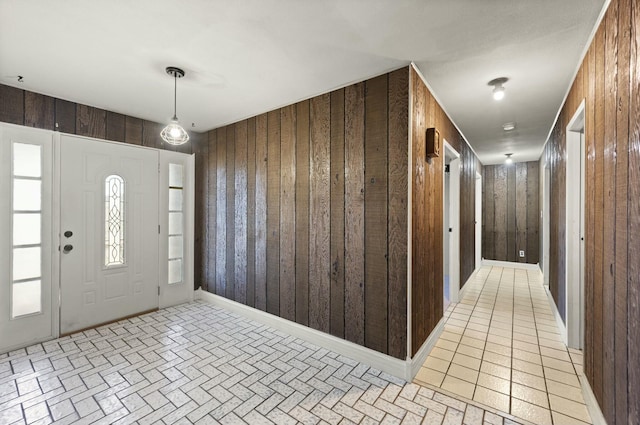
[[168, 163, 184, 285], [11, 142, 43, 318]]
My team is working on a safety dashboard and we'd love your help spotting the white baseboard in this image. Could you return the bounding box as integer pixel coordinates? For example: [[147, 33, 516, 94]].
[[545, 286, 568, 346], [482, 259, 541, 271], [409, 318, 445, 380], [196, 290, 411, 381], [579, 373, 607, 425]]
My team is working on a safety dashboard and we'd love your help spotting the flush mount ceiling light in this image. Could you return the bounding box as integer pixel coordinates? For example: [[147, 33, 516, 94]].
[[503, 122, 516, 131], [160, 66, 189, 145], [488, 77, 508, 101], [505, 153, 513, 164]]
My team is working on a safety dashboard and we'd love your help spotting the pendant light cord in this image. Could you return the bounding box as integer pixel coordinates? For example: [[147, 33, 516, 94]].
[[173, 72, 178, 120]]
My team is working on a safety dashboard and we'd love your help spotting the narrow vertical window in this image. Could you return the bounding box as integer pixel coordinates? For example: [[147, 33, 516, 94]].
[[105, 175, 125, 266], [12, 142, 43, 318], [168, 163, 184, 284]]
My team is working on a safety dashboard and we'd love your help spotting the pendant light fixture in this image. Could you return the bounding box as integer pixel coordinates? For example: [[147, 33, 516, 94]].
[[160, 66, 189, 145]]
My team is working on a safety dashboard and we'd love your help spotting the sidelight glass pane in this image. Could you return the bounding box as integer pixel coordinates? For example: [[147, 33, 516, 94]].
[[12, 280, 41, 318], [168, 212, 183, 235], [13, 213, 41, 246], [168, 259, 182, 284], [169, 188, 182, 212], [169, 163, 183, 188], [105, 175, 125, 266], [13, 143, 41, 178], [13, 179, 41, 211], [13, 246, 41, 281], [168, 235, 183, 260]]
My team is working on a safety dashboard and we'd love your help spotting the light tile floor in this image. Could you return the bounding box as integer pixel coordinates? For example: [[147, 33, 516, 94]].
[[415, 266, 591, 425], [0, 300, 528, 425]]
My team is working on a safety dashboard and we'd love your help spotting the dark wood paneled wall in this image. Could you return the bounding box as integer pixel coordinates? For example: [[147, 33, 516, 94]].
[[410, 67, 481, 356], [482, 162, 539, 264], [196, 69, 409, 359], [0, 84, 205, 287], [543, 0, 639, 422]]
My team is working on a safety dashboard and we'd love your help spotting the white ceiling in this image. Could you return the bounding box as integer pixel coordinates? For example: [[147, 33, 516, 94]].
[[0, 0, 605, 164]]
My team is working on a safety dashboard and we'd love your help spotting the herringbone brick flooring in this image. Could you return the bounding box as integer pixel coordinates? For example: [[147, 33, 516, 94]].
[[0, 301, 524, 424]]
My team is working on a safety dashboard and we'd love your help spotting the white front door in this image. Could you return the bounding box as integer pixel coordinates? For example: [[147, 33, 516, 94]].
[[59, 135, 159, 334], [0, 125, 54, 353]]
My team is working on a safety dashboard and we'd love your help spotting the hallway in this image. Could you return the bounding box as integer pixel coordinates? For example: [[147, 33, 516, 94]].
[[415, 265, 591, 425]]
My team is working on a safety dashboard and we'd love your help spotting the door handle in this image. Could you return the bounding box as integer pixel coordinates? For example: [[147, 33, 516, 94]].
[[63, 244, 73, 253], [64, 230, 73, 238]]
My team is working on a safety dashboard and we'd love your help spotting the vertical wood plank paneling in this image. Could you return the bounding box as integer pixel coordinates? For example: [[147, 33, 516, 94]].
[[142, 120, 163, 150], [309, 94, 331, 332], [483, 162, 539, 264], [330, 89, 345, 338], [280, 105, 296, 322], [106, 112, 125, 143], [603, 6, 619, 421], [76, 105, 106, 139], [246, 117, 257, 308], [255, 114, 268, 311], [24, 92, 54, 130], [55, 99, 76, 134], [506, 165, 516, 261], [344, 83, 366, 345], [235, 121, 248, 304], [388, 68, 408, 359], [585, 43, 596, 389], [494, 166, 507, 260], [295, 101, 310, 325], [615, 0, 630, 420], [125, 116, 143, 145], [483, 166, 495, 260], [364, 75, 388, 353], [526, 161, 539, 264], [412, 74, 427, 355], [593, 25, 606, 404], [628, 1, 640, 422], [206, 130, 217, 292], [226, 125, 236, 300], [266, 110, 281, 315], [515, 163, 527, 262], [192, 133, 207, 289], [0, 85, 24, 125], [216, 127, 227, 296]]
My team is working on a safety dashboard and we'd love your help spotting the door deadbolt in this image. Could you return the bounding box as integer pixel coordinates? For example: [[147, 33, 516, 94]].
[[64, 231, 73, 238], [63, 244, 73, 253]]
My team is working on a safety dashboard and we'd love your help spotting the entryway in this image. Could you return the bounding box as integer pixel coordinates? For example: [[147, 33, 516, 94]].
[[0, 123, 194, 353], [444, 142, 461, 311]]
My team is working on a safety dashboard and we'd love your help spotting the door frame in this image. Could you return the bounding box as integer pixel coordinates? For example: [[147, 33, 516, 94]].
[[475, 171, 482, 271], [443, 141, 461, 305], [543, 165, 550, 287], [566, 99, 586, 349]]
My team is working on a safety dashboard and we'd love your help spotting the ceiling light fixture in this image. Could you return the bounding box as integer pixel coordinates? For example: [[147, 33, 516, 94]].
[[505, 153, 513, 164], [488, 77, 508, 101], [502, 122, 516, 131], [160, 66, 189, 145]]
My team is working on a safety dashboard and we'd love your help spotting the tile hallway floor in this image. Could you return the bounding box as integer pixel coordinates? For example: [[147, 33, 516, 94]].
[[0, 300, 528, 425], [415, 266, 591, 425]]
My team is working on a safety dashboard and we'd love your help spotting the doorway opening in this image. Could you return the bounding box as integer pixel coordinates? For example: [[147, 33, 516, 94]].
[[566, 100, 585, 349], [443, 142, 460, 312]]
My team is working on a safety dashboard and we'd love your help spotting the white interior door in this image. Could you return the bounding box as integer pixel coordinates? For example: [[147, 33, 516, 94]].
[[60, 135, 159, 334], [0, 124, 54, 353], [159, 150, 195, 308]]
